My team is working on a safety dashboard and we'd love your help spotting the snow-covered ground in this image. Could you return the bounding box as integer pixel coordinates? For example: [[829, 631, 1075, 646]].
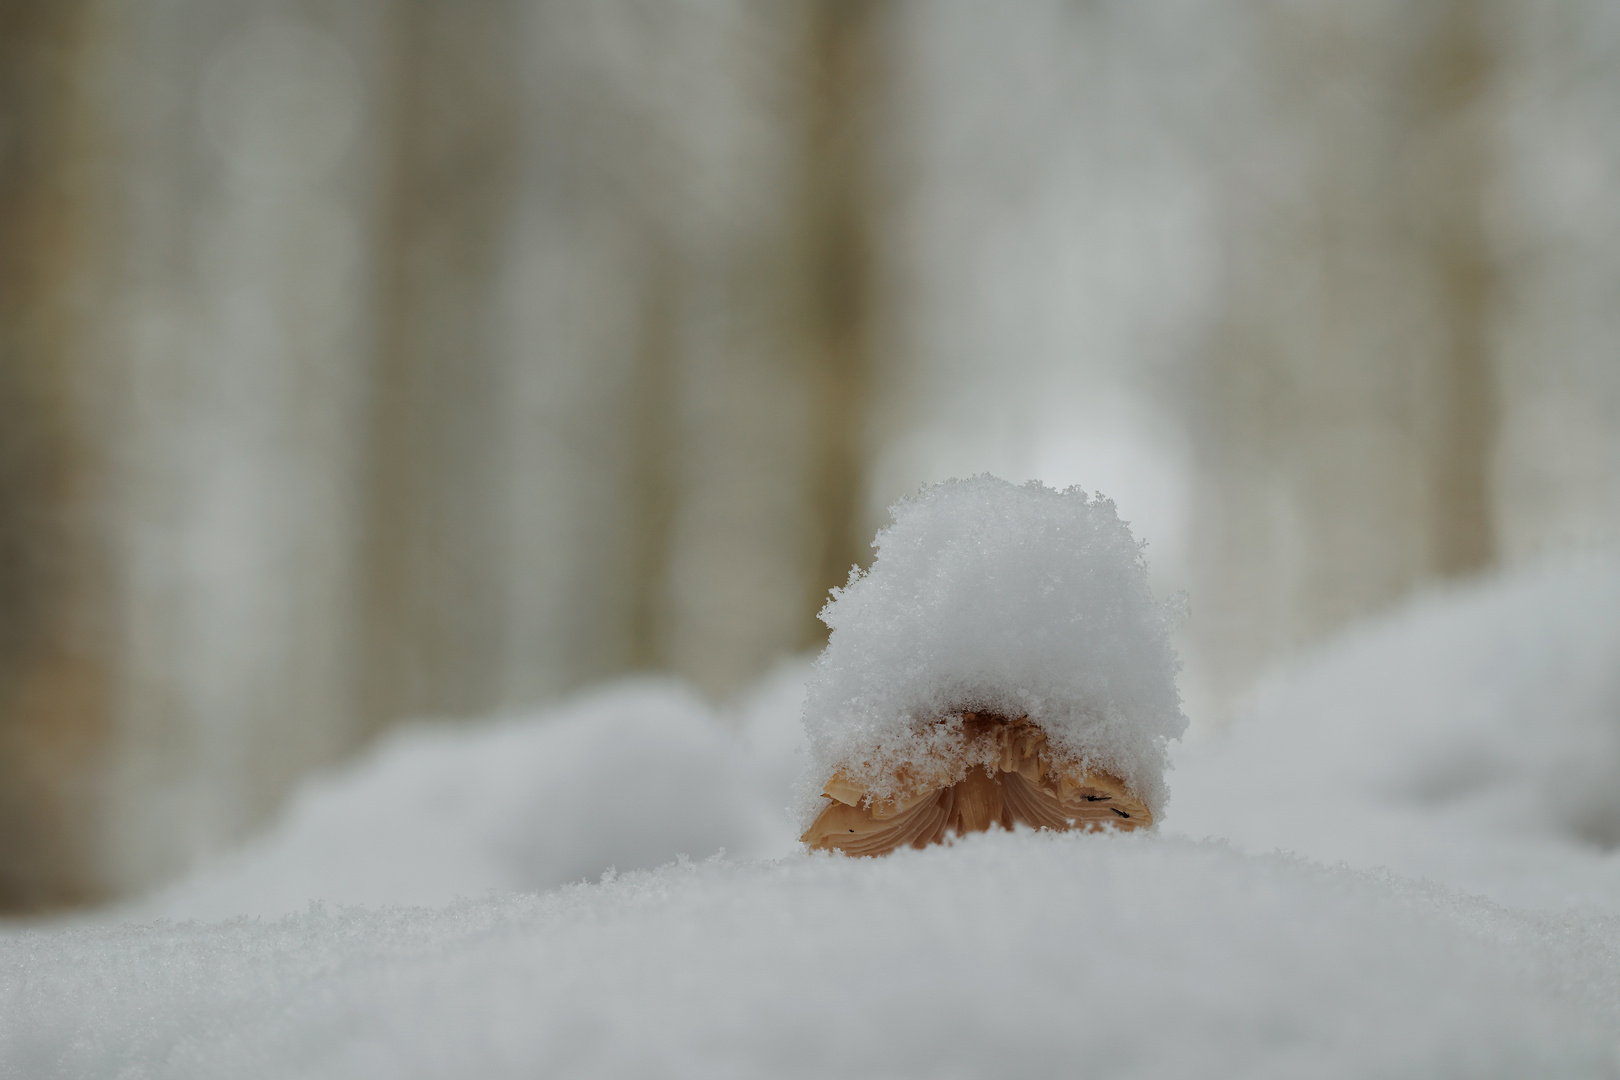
[[9, 835, 1617, 1079], [4, 556, 1620, 1077]]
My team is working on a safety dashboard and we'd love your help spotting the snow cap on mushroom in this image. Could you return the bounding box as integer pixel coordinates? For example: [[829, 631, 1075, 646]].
[[799, 475, 1187, 826]]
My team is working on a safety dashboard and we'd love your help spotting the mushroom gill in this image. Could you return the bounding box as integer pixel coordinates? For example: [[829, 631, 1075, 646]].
[[801, 713, 1151, 856]]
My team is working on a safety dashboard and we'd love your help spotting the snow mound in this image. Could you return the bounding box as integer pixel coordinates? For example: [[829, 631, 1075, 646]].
[[801, 476, 1186, 821], [1171, 553, 1620, 911], [6, 835, 1615, 1079], [131, 679, 798, 921]]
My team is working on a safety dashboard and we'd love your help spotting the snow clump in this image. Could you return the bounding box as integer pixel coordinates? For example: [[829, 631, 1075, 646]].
[[801, 475, 1186, 823]]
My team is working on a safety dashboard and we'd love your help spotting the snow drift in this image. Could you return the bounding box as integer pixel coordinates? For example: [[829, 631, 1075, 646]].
[[127, 677, 804, 922], [1170, 552, 1620, 910]]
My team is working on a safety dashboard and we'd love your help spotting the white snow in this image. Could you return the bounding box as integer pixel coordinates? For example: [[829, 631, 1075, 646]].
[[5, 555, 1620, 1077], [123, 676, 804, 922], [800, 476, 1186, 821], [6, 835, 1617, 1079], [1169, 552, 1620, 912]]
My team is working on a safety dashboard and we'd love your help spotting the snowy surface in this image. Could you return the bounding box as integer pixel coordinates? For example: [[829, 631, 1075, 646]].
[[7, 835, 1617, 1079], [1169, 553, 1620, 912], [5, 556, 1620, 1077], [117, 677, 797, 922], [801, 476, 1186, 821]]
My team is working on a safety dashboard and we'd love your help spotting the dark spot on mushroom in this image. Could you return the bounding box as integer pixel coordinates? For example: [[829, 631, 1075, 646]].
[[1110, 808, 1129, 818], [1084, 795, 1111, 802]]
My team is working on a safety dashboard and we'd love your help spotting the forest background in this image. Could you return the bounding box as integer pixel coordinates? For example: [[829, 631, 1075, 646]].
[[2, 0, 1617, 911]]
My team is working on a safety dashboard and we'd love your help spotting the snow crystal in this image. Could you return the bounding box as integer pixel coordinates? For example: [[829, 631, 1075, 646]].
[[800, 476, 1186, 822]]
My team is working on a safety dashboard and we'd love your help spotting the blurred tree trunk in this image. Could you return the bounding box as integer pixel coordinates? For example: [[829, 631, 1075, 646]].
[[1408, 0, 1498, 578], [0, 0, 108, 911], [360, 0, 525, 730], [802, 0, 881, 619], [78, 0, 390, 894], [1488, 2, 1620, 559], [650, 0, 882, 694], [1188, 0, 1500, 711]]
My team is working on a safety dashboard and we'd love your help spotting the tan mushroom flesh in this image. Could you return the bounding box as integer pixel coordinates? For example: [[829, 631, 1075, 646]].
[[801, 713, 1151, 856]]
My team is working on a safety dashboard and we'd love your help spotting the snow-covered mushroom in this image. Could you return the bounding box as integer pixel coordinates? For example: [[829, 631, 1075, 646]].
[[799, 476, 1186, 855]]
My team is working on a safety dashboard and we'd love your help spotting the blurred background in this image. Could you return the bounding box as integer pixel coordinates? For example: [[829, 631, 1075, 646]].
[[1, 0, 1617, 912]]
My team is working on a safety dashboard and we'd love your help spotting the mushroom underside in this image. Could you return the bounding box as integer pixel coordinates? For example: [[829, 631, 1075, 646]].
[[801, 713, 1150, 856]]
